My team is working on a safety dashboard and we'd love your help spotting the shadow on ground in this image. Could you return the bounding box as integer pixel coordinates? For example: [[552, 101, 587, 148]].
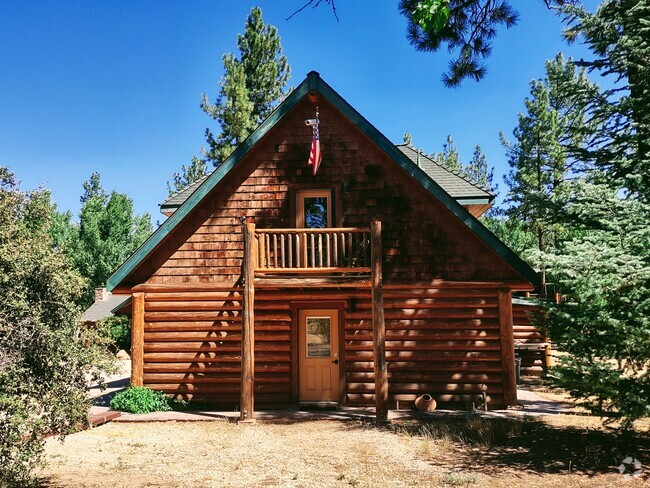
[[90, 377, 129, 407], [374, 416, 650, 477]]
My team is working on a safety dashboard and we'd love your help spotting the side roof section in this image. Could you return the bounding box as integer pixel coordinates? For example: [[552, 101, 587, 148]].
[[159, 143, 492, 215], [397, 145, 493, 204], [107, 71, 537, 290]]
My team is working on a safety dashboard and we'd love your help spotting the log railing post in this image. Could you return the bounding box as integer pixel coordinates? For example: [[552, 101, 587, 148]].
[[131, 292, 144, 387], [371, 219, 388, 421], [498, 288, 517, 407], [240, 221, 256, 422]]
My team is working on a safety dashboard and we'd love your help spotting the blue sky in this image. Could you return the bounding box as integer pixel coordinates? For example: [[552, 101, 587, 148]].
[[0, 1, 595, 221]]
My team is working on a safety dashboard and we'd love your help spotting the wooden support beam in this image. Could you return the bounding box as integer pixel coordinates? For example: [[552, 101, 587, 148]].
[[240, 221, 256, 422], [497, 288, 516, 407], [371, 220, 388, 421], [131, 292, 145, 387]]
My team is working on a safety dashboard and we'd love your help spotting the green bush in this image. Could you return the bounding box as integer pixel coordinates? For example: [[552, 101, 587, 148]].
[[110, 387, 176, 414], [99, 315, 131, 352]]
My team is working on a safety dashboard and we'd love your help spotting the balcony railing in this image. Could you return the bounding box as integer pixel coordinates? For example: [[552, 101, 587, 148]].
[[254, 227, 371, 275]]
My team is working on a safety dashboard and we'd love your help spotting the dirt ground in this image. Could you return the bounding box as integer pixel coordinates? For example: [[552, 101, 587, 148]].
[[39, 414, 649, 488]]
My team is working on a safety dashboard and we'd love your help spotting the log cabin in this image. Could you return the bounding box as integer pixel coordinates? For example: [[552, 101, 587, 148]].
[[107, 71, 538, 420]]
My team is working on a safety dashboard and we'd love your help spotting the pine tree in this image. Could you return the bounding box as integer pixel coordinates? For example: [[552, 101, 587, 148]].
[[201, 7, 290, 167], [435, 134, 462, 173], [167, 157, 209, 197], [541, 0, 650, 425], [465, 145, 496, 192], [562, 0, 650, 201], [501, 53, 598, 296]]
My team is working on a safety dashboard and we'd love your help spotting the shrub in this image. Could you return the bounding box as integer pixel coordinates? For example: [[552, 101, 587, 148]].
[[99, 315, 131, 352], [110, 387, 174, 414], [0, 168, 115, 486]]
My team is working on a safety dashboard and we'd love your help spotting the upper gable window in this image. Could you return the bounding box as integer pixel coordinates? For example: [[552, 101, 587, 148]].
[[296, 189, 332, 229]]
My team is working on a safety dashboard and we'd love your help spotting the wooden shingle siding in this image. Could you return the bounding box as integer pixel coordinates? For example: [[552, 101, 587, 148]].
[[140, 96, 521, 287]]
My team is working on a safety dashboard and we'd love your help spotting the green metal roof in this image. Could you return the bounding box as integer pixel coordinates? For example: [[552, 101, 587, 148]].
[[107, 71, 537, 291]]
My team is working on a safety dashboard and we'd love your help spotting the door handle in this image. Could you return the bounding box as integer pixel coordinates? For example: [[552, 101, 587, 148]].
[[332, 359, 339, 365]]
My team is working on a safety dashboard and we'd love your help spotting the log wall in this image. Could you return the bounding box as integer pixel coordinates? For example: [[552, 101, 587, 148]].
[[512, 301, 546, 377], [137, 283, 511, 410]]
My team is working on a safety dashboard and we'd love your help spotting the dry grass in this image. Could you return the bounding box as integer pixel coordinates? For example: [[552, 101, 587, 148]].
[[38, 415, 650, 487]]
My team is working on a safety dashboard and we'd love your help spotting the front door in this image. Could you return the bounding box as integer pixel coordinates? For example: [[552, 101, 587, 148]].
[[298, 309, 340, 402]]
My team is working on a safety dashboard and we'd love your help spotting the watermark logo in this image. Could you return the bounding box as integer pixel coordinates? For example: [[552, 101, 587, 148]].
[[618, 456, 642, 479]]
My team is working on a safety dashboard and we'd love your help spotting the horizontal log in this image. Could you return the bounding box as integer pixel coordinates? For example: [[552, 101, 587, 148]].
[[166, 393, 289, 405], [143, 374, 290, 384], [143, 343, 290, 353], [345, 332, 501, 341], [145, 312, 242, 322], [143, 363, 290, 374], [346, 352, 502, 362], [143, 352, 290, 363], [144, 323, 289, 332], [255, 278, 371, 288], [346, 319, 500, 330], [151, 384, 290, 394], [347, 383, 500, 394], [257, 227, 370, 234], [347, 372, 503, 383], [353, 299, 498, 310], [145, 302, 242, 312], [346, 361, 503, 373], [114, 283, 242, 293], [382, 281, 530, 290], [345, 342, 501, 352], [256, 267, 371, 275], [346, 310, 499, 320], [144, 331, 289, 342], [145, 291, 243, 301]]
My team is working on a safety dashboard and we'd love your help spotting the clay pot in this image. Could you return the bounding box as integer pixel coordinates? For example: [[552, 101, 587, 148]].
[[414, 394, 437, 412]]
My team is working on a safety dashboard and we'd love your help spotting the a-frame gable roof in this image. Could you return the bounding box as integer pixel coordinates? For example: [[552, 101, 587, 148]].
[[107, 71, 537, 291]]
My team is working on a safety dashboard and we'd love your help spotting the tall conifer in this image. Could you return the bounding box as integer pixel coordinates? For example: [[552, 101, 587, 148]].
[[201, 7, 290, 166]]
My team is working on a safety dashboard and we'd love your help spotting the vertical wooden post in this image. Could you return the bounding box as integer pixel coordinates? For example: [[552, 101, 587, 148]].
[[371, 220, 388, 421], [240, 221, 256, 422], [497, 288, 516, 407], [131, 292, 145, 387]]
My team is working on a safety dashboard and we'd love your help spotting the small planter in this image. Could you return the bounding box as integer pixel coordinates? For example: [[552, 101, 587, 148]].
[[414, 394, 437, 412]]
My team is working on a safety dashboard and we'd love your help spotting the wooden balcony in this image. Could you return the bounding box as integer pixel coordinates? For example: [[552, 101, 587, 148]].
[[253, 227, 372, 276]]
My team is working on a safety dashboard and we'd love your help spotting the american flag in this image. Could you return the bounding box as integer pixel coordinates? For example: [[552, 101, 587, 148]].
[[308, 119, 322, 175]]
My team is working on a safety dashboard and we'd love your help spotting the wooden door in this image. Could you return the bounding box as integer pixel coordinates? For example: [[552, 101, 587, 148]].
[[298, 309, 340, 402]]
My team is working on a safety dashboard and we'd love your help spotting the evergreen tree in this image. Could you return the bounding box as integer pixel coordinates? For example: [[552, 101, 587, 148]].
[[167, 156, 209, 197], [562, 0, 650, 200], [541, 0, 650, 425], [201, 7, 290, 167], [465, 145, 496, 192], [74, 173, 152, 305], [545, 181, 650, 426], [501, 53, 598, 295], [398, 0, 520, 86], [435, 134, 462, 173]]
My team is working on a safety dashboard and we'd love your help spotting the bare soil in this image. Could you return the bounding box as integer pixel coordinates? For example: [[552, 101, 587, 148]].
[[39, 414, 649, 487]]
